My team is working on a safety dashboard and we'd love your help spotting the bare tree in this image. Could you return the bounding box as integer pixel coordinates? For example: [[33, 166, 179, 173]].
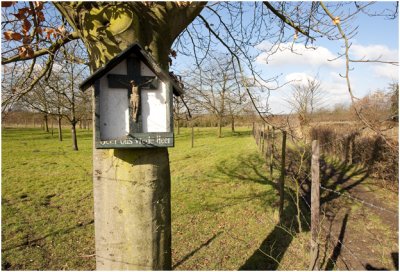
[[226, 87, 248, 132], [353, 85, 397, 128], [389, 82, 399, 122], [286, 77, 324, 138], [1, 1, 398, 269], [186, 56, 245, 137]]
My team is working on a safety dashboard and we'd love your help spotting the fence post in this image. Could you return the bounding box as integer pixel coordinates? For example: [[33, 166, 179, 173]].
[[270, 126, 275, 179], [191, 124, 194, 148], [310, 140, 320, 270], [261, 123, 265, 154], [265, 125, 270, 159], [349, 134, 354, 164], [254, 124, 260, 148], [279, 130, 287, 222]]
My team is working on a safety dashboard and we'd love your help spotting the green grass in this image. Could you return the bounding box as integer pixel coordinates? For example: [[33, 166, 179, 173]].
[[170, 128, 282, 270], [2, 126, 291, 270], [4, 126, 397, 270], [2, 128, 94, 270]]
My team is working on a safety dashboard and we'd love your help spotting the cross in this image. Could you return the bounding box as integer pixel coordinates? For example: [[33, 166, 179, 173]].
[[107, 56, 158, 135]]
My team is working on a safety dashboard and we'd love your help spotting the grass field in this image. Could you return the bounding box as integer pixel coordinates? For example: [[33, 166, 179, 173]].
[[2, 127, 306, 270], [2, 126, 397, 270], [2, 128, 94, 270]]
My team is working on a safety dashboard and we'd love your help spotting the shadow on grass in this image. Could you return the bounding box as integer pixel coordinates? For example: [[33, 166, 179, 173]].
[[212, 152, 309, 270], [173, 232, 222, 269], [1, 219, 94, 253], [318, 156, 370, 205], [364, 252, 399, 271], [325, 213, 349, 270], [212, 147, 371, 270]]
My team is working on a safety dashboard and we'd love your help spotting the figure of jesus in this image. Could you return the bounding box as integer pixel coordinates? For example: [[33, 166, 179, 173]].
[[129, 80, 140, 123]]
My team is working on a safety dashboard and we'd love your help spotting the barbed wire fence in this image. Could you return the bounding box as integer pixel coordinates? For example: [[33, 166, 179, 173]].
[[251, 122, 398, 270]]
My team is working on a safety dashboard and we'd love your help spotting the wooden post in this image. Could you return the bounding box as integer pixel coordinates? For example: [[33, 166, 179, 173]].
[[265, 125, 270, 159], [279, 130, 287, 222], [254, 124, 257, 145], [310, 140, 320, 270], [348, 134, 354, 164], [58, 116, 63, 142], [261, 123, 265, 154], [191, 124, 194, 148], [255, 123, 258, 145], [270, 127, 275, 179]]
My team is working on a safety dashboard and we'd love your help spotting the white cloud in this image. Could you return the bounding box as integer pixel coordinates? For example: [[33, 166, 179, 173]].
[[285, 72, 317, 85], [255, 42, 399, 113], [372, 64, 399, 80], [256, 41, 344, 68], [350, 44, 398, 62], [350, 44, 399, 80], [283, 72, 350, 110]]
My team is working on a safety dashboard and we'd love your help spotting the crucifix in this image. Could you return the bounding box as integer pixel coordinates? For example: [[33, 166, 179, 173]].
[[107, 56, 158, 135]]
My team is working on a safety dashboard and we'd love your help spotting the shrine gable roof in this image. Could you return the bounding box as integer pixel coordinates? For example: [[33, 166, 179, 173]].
[[79, 43, 184, 96]]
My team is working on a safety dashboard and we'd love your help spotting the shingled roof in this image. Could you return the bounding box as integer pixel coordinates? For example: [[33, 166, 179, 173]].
[[79, 43, 184, 96]]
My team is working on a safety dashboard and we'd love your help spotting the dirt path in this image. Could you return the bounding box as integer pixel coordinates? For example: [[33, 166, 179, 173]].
[[346, 185, 398, 230], [319, 175, 398, 270]]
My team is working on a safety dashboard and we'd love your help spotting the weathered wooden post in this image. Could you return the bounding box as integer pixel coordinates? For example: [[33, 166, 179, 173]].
[[254, 124, 258, 148], [58, 116, 63, 142], [191, 124, 194, 148], [270, 126, 275, 179], [254, 123, 258, 145], [279, 130, 287, 222], [261, 123, 265, 154], [80, 44, 184, 270], [265, 125, 270, 159], [310, 140, 320, 270]]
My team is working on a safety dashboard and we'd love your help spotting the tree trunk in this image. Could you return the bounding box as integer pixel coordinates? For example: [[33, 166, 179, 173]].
[[58, 115, 63, 141], [54, 2, 205, 270], [71, 121, 78, 151], [218, 115, 223, 138], [44, 114, 49, 132], [93, 147, 171, 270], [231, 116, 235, 132], [177, 119, 180, 135], [191, 124, 194, 148]]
